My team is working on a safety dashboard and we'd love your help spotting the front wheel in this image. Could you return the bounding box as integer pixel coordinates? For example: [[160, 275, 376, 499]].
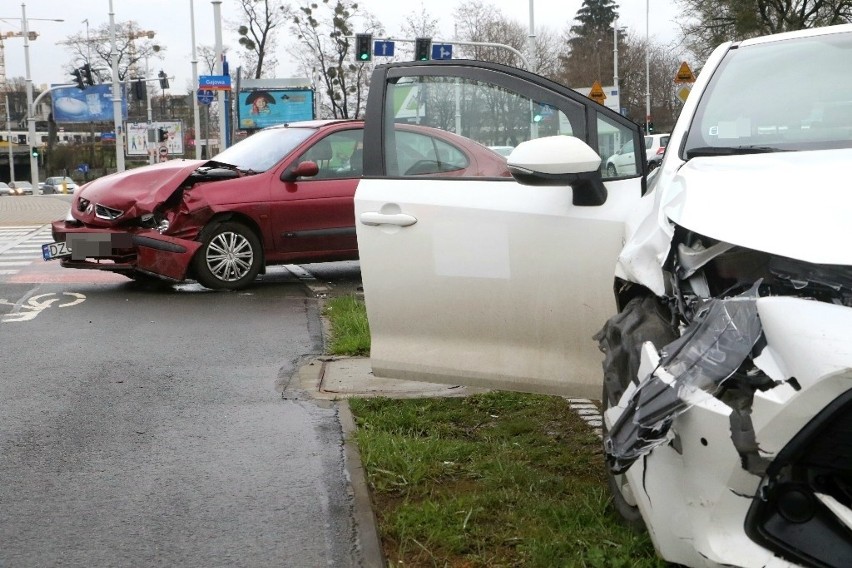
[[193, 222, 262, 290], [596, 295, 678, 531]]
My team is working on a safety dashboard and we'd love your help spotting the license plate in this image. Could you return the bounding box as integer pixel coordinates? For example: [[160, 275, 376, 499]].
[[42, 241, 71, 261]]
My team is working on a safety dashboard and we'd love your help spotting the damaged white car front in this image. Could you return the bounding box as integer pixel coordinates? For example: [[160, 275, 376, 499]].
[[596, 26, 852, 568]]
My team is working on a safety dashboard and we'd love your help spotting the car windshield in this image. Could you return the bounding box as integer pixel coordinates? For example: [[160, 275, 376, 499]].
[[210, 127, 315, 172], [684, 31, 852, 158]]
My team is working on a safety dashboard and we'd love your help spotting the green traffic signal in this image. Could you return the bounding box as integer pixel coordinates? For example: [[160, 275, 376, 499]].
[[31, 148, 39, 158], [355, 33, 372, 62]]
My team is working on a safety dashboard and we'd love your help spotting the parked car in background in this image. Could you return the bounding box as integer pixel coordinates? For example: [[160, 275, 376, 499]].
[[46, 119, 510, 290], [487, 145, 514, 157], [0, 182, 12, 197], [644, 133, 670, 170], [42, 176, 79, 194], [9, 181, 34, 195], [353, 24, 852, 568]]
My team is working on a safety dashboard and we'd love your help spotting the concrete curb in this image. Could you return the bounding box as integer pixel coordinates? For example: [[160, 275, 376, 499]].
[[338, 400, 386, 568]]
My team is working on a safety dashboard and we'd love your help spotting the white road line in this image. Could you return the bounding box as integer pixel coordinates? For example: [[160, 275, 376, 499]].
[[0, 261, 33, 267]]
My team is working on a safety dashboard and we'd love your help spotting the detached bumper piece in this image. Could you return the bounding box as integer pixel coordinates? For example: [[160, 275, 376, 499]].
[[745, 388, 852, 568], [54, 223, 202, 282], [604, 285, 763, 473]]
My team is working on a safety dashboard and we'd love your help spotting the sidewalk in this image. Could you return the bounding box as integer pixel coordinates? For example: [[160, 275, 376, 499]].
[[0, 194, 73, 226]]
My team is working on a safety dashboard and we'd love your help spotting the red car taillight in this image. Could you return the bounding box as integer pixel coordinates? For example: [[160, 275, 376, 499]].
[[656, 147, 666, 155]]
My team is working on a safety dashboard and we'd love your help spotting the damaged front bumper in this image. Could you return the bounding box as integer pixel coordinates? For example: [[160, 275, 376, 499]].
[[603, 294, 852, 567], [50, 220, 202, 282]]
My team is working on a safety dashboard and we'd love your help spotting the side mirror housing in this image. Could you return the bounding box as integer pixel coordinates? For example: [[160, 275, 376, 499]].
[[281, 160, 320, 182], [507, 136, 608, 206]]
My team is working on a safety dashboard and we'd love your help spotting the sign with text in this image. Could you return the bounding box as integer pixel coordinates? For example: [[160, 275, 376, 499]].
[[199, 75, 232, 90], [237, 88, 314, 129]]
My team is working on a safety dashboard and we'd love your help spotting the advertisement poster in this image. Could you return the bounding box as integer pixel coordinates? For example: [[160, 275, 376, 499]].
[[126, 121, 184, 157], [51, 84, 127, 123], [237, 88, 314, 129]]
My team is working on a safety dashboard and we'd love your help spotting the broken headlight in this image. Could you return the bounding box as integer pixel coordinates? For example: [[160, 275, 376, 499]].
[[139, 213, 170, 234]]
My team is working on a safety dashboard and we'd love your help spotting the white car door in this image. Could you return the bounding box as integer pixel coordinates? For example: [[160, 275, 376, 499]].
[[355, 61, 646, 398]]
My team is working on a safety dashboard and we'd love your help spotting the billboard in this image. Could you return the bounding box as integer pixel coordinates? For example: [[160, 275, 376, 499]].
[[237, 88, 314, 130], [51, 84, 128, 123], [126, 121, 184, 157]]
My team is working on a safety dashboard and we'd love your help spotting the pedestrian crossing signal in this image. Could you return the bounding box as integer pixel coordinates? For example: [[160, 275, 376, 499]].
[[355, 33, 372, 62]]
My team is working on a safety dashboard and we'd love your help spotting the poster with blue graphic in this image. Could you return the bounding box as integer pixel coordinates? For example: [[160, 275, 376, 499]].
[[51, 84, 127, 123], [237, 88, 314, 130]]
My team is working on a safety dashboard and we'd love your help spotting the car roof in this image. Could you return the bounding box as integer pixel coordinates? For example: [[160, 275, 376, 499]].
[[264, 119, 362, 132]]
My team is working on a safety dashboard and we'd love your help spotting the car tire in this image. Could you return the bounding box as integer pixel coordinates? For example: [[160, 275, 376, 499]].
[[606, 163, 617, 177], [596, 295, 678, 532], [193, 222, 262, 291]]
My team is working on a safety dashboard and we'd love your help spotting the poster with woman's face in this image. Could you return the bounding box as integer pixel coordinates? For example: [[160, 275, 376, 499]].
[[238, 89, 315, 129]]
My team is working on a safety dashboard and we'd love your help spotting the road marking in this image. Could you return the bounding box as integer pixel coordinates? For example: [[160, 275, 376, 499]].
[[0, 292, 86, 323]]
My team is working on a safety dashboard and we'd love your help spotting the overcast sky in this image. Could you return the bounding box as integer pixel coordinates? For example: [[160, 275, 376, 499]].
[[2, 0, 680, 92]]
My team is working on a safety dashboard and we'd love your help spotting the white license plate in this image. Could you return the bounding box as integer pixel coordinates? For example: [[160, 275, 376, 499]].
[[42, 241, 71, 261]]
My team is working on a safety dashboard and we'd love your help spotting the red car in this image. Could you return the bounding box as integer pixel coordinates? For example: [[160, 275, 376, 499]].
[[46, 119, 510, 290]]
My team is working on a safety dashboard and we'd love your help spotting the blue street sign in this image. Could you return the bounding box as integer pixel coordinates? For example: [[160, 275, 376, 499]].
[[431, 44, 453, 60], [374, 40, 395, 57], [197, 89, 215, 104], [199, 75, 231, 90], [76, 163, 89, 173]]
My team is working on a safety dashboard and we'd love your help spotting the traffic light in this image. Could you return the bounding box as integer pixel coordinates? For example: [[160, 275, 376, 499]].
[[71, 68, 85, 90], [355, 33, 372, 62], [31, 147, 39, 159], [158, 70, 169, 89], [414, 37, 431, 61], [134, 79, 147, 100], [82, 63, 94, 86]]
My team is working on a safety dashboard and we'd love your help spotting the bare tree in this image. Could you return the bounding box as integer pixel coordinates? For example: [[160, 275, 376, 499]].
[[677, 0, 852, 59], [233, 0, 291, 79], [289, 0, 383, 119], [60, 21, 164, 82]]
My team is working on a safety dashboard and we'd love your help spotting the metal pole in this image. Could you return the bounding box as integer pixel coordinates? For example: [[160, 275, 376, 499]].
[[22, 2, 38, 187], [613, 19, 619, 108], [146, 56, 154, 165], [190, 0, 201, 159], [109, 0, 125, 172], [527, 0, 535, 71], [645, 0, 651, 133], [212, 0, 226, 152], [6, 94, 14, 184]]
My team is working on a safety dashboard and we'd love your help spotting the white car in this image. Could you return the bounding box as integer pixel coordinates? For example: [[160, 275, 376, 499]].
[[353, 24, 852, 568], [606, 133, 670, 176], [644, 133, 669, 170]]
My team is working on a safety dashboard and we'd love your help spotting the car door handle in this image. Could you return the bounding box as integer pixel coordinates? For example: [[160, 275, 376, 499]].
[[359, 212, 417, 227]]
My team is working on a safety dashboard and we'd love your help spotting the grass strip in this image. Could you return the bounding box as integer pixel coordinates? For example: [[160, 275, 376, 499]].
[[324, 294, 663, 566]]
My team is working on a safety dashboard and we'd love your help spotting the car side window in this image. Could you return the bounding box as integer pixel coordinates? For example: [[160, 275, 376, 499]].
[[382, 74, 585, 177], [396, 130, 469, 175], [599, 113, 641, 179], [297, 129, 364, 179]]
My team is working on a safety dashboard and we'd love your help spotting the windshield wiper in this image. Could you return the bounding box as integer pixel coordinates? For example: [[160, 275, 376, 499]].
[[686, 145, 787, 159]]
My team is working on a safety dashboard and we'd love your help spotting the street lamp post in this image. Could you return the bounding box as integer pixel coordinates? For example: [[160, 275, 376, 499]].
[[190, 0, 201, 159], [645, 0, 651, 133], [109, 0, 125, 172]]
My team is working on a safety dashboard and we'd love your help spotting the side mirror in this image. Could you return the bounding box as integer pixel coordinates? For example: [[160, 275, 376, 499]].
[[507, 136, 607, 206], [281, 160, 319, 182]]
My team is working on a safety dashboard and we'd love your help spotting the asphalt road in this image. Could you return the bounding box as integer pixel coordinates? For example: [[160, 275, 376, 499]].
[[0, 196, 367, 567]]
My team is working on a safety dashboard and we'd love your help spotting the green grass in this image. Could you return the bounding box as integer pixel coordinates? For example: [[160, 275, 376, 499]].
[[323, 294, 371, 355], [324, 295, 664, 567]]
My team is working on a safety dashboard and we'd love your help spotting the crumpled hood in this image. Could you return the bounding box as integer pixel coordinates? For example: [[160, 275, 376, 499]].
[[663, 148, 852, 265], [75, 159, 207, 218]]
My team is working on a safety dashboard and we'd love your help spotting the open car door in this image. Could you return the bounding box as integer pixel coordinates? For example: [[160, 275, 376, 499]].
[[355, 60, 647, 399]]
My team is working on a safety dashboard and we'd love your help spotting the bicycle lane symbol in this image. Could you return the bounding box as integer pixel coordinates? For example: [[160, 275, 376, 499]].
[[0, 293, 86, 323]]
